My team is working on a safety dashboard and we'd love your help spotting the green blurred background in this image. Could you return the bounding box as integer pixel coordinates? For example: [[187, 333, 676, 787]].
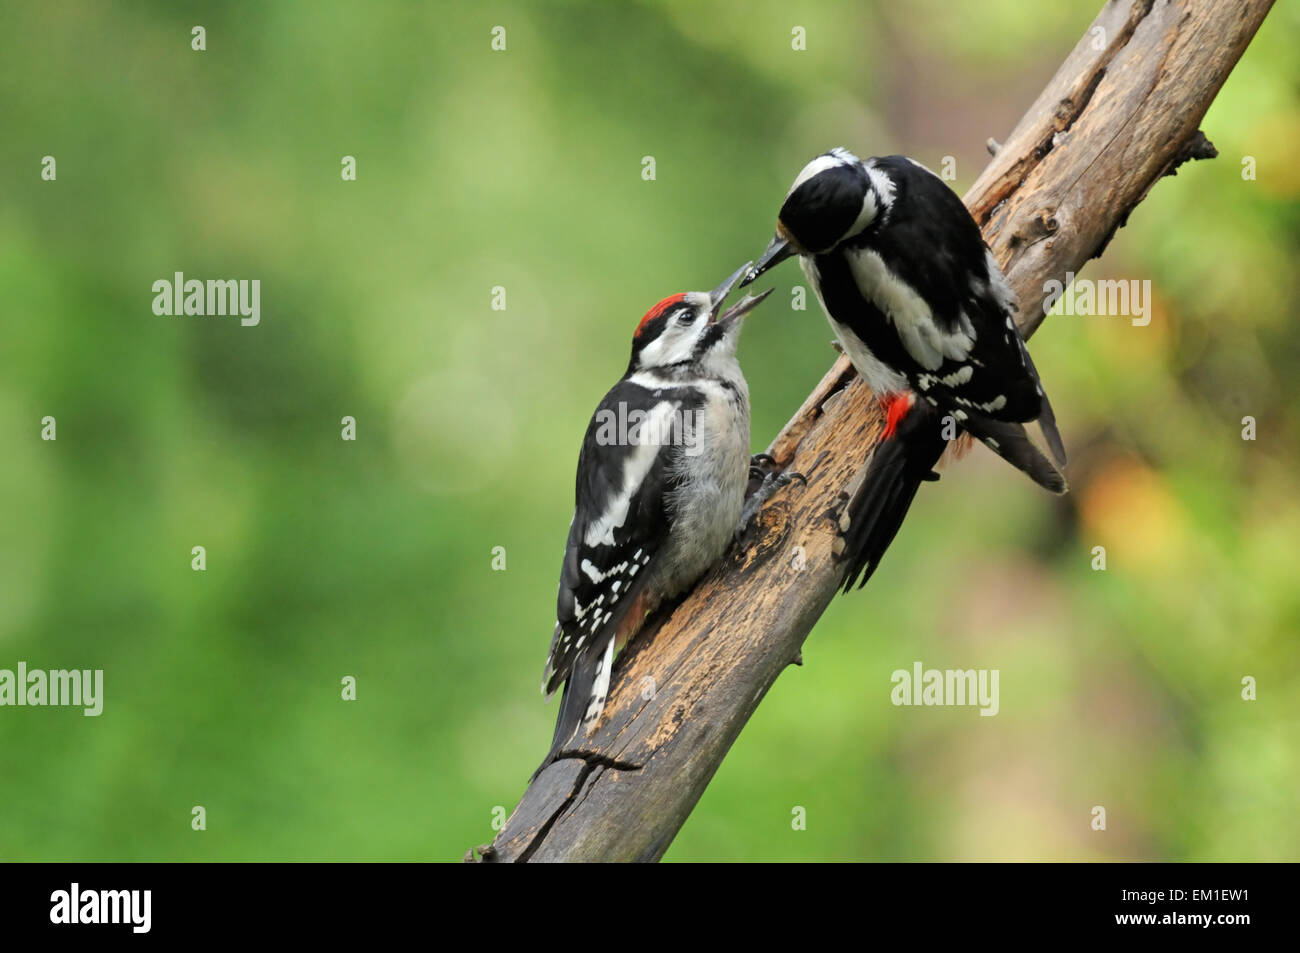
[[1, 0, 1296, 861]]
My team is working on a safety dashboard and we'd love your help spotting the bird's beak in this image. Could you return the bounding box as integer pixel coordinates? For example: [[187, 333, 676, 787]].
[[709, 261, 773, 327], [715, 287, 774, 327], [708, 261, 753, 319], [740, 234, 794, 287]]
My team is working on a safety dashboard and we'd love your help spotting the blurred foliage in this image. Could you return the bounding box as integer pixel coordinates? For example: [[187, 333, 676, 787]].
[[0, 0, 1296, 861]]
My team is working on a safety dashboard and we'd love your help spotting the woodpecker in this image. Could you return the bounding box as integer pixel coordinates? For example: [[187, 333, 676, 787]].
[[536, 263, 774, 776], [743, 148, 1067, 589]]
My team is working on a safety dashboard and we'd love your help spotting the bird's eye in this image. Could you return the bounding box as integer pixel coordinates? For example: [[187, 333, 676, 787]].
[[678, 309, 699, 326]]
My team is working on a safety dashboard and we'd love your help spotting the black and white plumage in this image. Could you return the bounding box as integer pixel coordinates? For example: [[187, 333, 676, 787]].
[[744, 148, 1067, 588], [536, 263, 771, 776]]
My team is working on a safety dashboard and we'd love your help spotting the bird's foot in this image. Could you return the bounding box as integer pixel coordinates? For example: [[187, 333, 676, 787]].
[[739, 456, 806, 536], [748, 453, 777, 483], [825, 490, 852, 559]]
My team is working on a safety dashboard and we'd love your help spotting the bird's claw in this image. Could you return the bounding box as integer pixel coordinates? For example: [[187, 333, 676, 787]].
[[738, 465, 805, 536]]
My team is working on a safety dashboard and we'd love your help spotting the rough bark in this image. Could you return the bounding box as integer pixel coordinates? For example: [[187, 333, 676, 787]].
[[469, 0, 1275, 863]]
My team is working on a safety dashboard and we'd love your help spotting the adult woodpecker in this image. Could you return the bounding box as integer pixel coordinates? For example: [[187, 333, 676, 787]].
[[743, 148, 1067, 589], [537, 263, 775, 776]]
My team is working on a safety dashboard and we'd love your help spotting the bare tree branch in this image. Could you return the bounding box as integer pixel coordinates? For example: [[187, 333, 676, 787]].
[[470, 0, 1275, 863]]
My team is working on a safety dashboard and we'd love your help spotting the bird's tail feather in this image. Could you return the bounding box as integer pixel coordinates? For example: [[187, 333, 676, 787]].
[[838, 406, 947, 592], [531, 643, 601, 781], [1036, 396, 1068, 468], [530, 636, 617, 782], [837, 397, 1068, 592], [1013, 341, 1068, 468], [961, 413, 1067, 494]]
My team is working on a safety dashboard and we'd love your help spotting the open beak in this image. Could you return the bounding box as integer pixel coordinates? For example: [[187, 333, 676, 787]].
[[708, 261, 753, 319], [740, 234, 794, 287], [708, 261, 773, 327], [715, 287, 774, 326]]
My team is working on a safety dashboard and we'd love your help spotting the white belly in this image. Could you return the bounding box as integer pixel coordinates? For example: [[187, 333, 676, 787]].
[[802, 255, 908, 397], [658, 377, 750, 598]]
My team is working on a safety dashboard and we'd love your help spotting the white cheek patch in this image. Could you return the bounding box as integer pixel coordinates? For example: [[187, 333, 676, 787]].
[[637, 316, 706, 367], [840, 190, 879, 243], [846, 248, 974, 370], [583, 401, 677, 547]]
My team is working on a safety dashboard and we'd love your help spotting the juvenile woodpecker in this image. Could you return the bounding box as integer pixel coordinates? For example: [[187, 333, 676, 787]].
[[537, 263, 773, 775], [743, 148, 1067, 589]]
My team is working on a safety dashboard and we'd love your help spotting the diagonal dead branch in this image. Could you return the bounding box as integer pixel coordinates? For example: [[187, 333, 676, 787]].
[[471, 0, 1276, 863]]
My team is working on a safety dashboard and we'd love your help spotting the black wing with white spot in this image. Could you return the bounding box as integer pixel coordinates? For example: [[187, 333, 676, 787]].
[[543, 377, 691, 697], [824, 156, 1066, 486], [837, 158, 1042, 416]]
